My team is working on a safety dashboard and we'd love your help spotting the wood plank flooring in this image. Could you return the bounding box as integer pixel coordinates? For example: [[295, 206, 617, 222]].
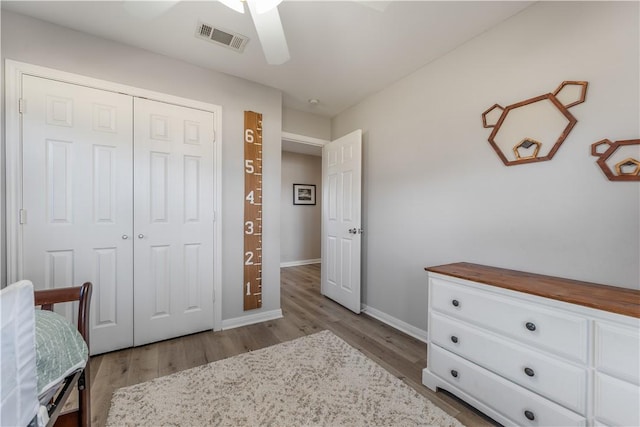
[[86, 264, 497, 426]]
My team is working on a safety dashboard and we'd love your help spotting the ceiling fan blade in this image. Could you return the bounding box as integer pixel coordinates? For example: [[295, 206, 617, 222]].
[[122, 0, 180, 19], [247, 0, 290, 65]]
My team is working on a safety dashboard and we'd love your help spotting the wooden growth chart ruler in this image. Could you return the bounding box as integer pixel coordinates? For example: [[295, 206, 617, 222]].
[[244, 111, 263, 310]]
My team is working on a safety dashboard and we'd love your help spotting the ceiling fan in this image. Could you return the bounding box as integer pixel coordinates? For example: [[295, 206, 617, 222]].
[[123, 0, 290, 65], [123, 0, 392, 66], [218, 0, 289, 65], [213, 0, 391, 65], [214, 0, 391, 65]]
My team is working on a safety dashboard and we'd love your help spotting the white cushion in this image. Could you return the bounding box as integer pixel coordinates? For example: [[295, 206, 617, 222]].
[[0, 280, 39, 427]]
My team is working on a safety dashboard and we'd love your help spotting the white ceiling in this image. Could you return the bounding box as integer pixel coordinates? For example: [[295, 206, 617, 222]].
[[2, 0, 533, 117]]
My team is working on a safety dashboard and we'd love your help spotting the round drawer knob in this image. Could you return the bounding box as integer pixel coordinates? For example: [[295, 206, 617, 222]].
[[450, 336, 459, 344], [524, 410, 535, 421], [525, 322, 536, 332], [450, 370, 458, 378], [524, 367, 535, 377], [451, 299, 460, 307]]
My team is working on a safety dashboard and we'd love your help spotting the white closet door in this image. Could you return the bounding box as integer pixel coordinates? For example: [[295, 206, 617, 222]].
[[21, 75, 134, 355], [133, 98, 215, 346]]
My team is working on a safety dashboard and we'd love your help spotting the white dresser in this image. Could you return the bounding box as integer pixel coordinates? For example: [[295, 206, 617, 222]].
[[422, 263, 640, 427]]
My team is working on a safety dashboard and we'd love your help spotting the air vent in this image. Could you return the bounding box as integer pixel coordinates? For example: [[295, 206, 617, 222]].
[[195, 22, 249, 53]]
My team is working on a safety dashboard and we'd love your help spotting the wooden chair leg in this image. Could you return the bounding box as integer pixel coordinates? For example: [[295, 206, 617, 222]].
[[79, 366, 91, 427], [35, 283, 92, 427]]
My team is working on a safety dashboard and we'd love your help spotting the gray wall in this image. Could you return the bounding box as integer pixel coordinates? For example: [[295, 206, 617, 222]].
[[280, 151, 321, 264], [282, 107, 331, 140], [1, 11, 282, 321], [332, 1, 640, 332]]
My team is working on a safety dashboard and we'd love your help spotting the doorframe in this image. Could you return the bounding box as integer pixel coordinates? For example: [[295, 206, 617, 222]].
[[282, 132, 329, 148], [280, 132, 329, 267], [4, 59, 223, 331]]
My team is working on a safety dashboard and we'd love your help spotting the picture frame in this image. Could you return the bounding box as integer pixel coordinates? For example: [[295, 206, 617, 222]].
[[293, 184, 316, 205]]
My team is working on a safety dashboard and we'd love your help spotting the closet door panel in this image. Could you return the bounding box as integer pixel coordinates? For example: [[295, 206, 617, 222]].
[[21, 75, 134, 355], [133, 98, 215, 346]]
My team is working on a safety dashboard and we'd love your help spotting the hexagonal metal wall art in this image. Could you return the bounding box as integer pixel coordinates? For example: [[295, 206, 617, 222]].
[[591, 138, 640, 181], [482, 81, 588, 166]]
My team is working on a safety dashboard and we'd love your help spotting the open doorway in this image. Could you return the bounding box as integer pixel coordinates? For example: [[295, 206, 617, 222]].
[[280, 130, 363, 315], [280, 133, 326, 268]]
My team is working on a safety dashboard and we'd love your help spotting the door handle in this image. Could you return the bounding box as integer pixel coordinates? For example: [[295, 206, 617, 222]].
[[122, 235, 129, 240], [348, 228, 364, 235], [138, 234, 145, 239]]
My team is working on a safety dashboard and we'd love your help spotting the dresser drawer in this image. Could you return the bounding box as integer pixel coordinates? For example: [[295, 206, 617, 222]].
[[430, 277, 588, 363], [594, 372, 640, 427], [595, 321, 640, 385], [430, 312, 587, 414], [428, 344, 586, 427]]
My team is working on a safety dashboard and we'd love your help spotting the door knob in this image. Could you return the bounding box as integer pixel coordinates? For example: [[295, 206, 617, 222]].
[[122, 235, 129, 240], [138, 234, 145, 239], [348, 228, 357, 234]]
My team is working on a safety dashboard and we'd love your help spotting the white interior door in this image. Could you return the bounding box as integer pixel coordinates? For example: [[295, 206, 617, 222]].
[[21, 75, 134, 354], [133, 98, 215, 346], [321, 129, 362, 313]]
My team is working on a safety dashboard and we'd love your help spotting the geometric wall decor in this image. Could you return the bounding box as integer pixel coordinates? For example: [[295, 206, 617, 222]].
[[591, 138, 640, 181], [513, 138, 542, 160], [482, 81, 588, 166]]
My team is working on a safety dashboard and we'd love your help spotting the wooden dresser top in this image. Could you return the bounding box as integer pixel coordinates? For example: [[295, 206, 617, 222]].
[[426, 262, 640, 318]]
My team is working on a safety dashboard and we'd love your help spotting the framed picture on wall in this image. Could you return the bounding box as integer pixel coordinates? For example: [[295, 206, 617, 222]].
[[293, 184, 316, 205]]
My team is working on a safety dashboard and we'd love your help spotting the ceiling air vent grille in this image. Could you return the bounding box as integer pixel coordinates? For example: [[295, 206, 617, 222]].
[[195, 22, 249, 53]]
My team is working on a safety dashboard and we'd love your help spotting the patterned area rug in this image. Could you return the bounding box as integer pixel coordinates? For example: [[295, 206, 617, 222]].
[[107, 330, 463, 426]]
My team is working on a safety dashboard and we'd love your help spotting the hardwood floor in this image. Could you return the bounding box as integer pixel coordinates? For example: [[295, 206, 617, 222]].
[[86, 264, 497, 426]]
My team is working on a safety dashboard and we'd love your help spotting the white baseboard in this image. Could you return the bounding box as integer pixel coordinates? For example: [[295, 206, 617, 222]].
[[361, 304, 428, 343], [280, 258, 321, 268], [221, 309, 283, 330]]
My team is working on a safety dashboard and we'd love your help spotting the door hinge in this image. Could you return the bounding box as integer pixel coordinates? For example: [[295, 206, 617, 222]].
[[19, 209, 27, 224], [18, 98, 24, 114]]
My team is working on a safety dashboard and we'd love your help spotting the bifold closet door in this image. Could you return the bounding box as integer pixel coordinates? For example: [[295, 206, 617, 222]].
[[132, 98, 215, 347], [21, 75, 134, 355], [20, 76, 216, 353]]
